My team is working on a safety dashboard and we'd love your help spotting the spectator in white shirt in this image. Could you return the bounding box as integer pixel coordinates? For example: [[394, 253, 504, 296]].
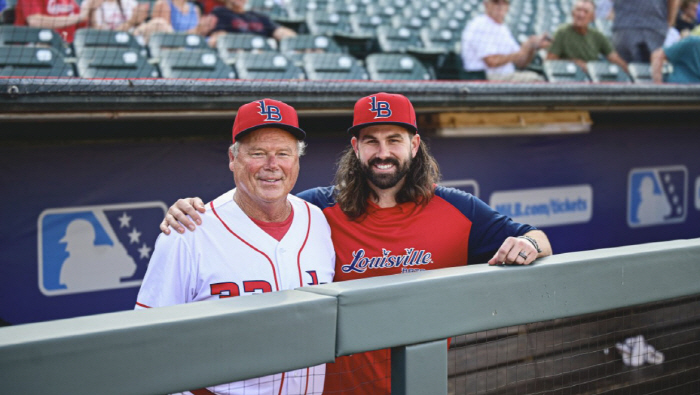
[[461, 0, 550, 81]]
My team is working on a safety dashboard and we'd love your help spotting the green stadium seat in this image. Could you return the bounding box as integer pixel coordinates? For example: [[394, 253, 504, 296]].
[[215, 33, 274, 65], [233, 52, 305, 80], [391, 14, 429, 31], [302, 52, 368, 80], [305, 11, 352, 36], [158, 49, 235, 79], [586, 61, 631, 83], [420, 27, 459, 53], [73, 29, 145, 58], [279, 34, 342, 65], [628, 62, 653, 84], [76, 47, 159, 78], [365, 53, 432, 81], [327, 2, 361, 17], [147, 32, 209, 61], [543, 59, 590, 82], [0, 45, 75, 77], [376, 25, 423, 53], [0, 25, 72, 56]]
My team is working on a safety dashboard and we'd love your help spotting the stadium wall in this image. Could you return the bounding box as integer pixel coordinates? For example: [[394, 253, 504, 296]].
[[1, 81, 700, 325], [1, 239, 699, 394]]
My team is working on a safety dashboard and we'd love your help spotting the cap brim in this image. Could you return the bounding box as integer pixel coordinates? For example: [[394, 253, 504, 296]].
[[347, 121, 418, 136], [235, 123, 306, 141]]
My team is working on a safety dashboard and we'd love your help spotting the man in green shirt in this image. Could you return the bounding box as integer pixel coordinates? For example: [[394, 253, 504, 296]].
[[547, 0, 629, 75]]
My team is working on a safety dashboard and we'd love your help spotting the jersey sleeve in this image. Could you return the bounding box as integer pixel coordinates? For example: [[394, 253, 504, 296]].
[[435, 186, 537, 264], [135, 232, 195, 309], [296, 186, 336, 210]]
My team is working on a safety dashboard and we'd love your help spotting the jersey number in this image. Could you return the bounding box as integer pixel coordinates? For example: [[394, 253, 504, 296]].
[[210, 281, 272, 298]]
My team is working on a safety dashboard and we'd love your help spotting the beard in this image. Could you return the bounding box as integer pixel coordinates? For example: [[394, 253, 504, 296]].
[[360, 156, 412, 190]]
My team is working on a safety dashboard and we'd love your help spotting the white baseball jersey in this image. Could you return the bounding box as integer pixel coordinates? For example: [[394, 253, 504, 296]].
[[136, 188, 335, 395]]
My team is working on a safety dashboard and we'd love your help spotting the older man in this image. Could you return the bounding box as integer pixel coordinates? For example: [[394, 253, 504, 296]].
[[461, 0, 550, 81], [136, 99, 335, 395], [547, 0, 629, 75], [161, 93, 552, 394]]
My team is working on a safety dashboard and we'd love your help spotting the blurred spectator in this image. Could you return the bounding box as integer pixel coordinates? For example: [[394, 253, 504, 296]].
[[547, 0, 629, 75], [461, 0, 550, 81], [651, 35, 700, 83], [207, 0, 295, 47], [149, 0, 216, 35], [79, 0, 150, 31], [676, 0, 699, 35], [14, 0, 90, 43], [198, 0, 223, 14], [612, 0, 681, 63], [0, 0, 6, 14], [596, 0, 614, 20]]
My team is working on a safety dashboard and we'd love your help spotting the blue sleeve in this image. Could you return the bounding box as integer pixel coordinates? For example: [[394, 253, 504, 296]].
[[435, 186, 537, 263], [295, 186, 336, 210]]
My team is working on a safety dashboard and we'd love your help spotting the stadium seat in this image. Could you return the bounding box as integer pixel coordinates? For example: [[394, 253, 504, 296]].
[[0, 25, 72, 56], [365, 53, 432, 80], [327, 2, 360, 17], [158, 49, 235, 79], [627, 62, 653, 83], [302, 52, 368, 80], [215, 33, 274, 64], [73, 29, 145, 58], [586, 61, 631, 83], [147, 32, 209, 61], [246, 0, 292, 21], [365, 4, 399, 19], [391, 15, 428, 31], [376, 25, 423, 53], [76, 47, 159, 78], [542, 59, 590, 82], [420, 27, 460, 53], [233, 52, 305, 80], [279, 34, 342, 65], [0, 45, 75, 77], [305, 11, 352, 36], [349, 13, 386, 37]]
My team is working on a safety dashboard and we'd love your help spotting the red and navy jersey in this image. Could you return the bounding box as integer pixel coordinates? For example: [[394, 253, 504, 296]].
[[296, 185, 536, 395], [297, 185, 535, 282]]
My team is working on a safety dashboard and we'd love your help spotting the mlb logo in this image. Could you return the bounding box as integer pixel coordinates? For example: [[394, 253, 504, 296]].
[[439, 179, 480, 198], [38, 202, 167, 296], [627, 166, 687, 228]]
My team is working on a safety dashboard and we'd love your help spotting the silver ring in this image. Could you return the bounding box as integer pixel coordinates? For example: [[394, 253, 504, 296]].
[[518, 251, 528, 259]]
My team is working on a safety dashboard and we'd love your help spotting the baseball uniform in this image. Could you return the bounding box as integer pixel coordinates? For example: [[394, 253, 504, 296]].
[[136, 188, 335, 395], [297, 185, 536, 395]]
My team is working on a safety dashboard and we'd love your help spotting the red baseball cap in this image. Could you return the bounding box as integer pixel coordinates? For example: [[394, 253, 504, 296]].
[[232, 99, 306, 142], [347, 92, 418, 136]]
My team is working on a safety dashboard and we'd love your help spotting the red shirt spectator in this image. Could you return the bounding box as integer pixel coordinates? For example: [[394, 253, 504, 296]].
[[15, 0, 85, 43]]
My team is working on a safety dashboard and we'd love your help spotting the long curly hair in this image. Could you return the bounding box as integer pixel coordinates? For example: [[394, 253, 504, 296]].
[[333, 138, 441, 220]]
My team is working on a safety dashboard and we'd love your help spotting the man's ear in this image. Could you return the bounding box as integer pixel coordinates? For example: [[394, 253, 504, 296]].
[[351, 136, 359, 157], [411, 133, 420, 158], [228, 147, 236, 171]]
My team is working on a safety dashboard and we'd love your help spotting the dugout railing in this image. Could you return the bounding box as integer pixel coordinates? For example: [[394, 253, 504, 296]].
[[1, 238, 700, 394]]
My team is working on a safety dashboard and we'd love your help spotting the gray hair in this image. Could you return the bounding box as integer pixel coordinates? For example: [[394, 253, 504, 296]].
[[230, 140, 307, 157], [574, 0, 596, 8]]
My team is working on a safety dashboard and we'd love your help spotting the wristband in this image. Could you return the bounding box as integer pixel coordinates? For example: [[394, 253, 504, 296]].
[[518, 235, 541, 253]]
